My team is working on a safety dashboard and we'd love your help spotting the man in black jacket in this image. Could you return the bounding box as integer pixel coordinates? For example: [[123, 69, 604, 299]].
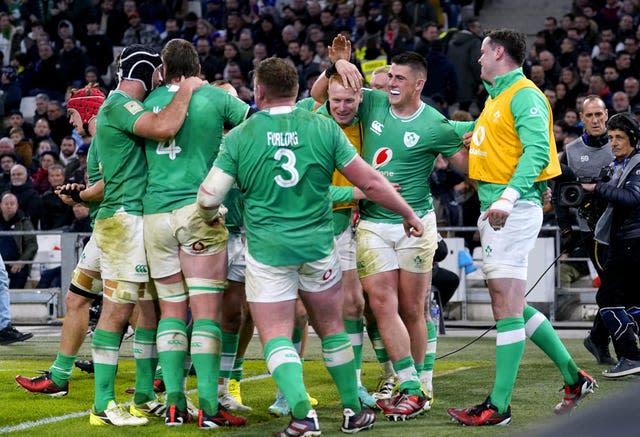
[[582, 112, 640, 378]]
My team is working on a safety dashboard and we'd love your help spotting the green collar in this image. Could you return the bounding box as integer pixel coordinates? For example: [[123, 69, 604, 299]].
[[483, 67, 525, 98]]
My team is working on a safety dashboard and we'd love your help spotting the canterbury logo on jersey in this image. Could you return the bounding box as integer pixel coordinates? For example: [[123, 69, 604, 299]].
[[372, 148, 392, 169], [370, 120, 383, 135]]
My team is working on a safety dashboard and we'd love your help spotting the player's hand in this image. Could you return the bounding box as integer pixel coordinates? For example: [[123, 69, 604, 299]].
[[203, 204, 228, 227], [335, 59, 362, 91], [542, 187, 552, 205], [181, 76, 206, 92], [11, 262, 24, 273], [328, 34, 352, 63], [403, 214, 423, 237], [463, 131, 472, 148], [482, 208, 510, 230]]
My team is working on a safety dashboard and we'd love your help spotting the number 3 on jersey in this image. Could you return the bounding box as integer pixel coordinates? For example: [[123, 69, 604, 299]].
[[274, 148, 299, 187], [156, 139, 182, 160]]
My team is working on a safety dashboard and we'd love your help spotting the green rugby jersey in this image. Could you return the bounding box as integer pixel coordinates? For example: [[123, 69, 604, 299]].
[[143, 84, 249, 214], [358, 88, 463, 223], [214, 106, 357, 266], [94, 90, 148, 219]]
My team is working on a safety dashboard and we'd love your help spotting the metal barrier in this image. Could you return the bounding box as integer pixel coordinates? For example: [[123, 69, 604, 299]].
[[3, 227, 597, 322]]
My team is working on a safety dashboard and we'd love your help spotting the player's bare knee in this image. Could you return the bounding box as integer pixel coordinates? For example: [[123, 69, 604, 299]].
[[64, 290, 93, 313]]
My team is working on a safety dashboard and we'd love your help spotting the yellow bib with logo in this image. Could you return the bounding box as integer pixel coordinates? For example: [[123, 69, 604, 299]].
[[468, 78, 560, 184], [333, 122, 362, 211]]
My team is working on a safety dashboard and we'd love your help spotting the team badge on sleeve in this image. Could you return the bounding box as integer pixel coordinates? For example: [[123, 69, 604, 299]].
[[124, 101, 144, 115]]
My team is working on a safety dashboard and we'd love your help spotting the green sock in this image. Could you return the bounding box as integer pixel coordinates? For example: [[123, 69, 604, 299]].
[[524, 305, 579, 385], [191, 319, 221, 416], [154, 365, 163, 381], [292, 326, 304, 354], [133, 327, 158, 405], [230, 356, 244, 381], [157, 318, 188, 410], [219, 330, 239, 391], [344, 319, 364, 381], [264, 336, 310, 419], [49, 352, 75, 387], [92, 328, 122, 412], [490, 317, 526, 413], [322, 332, 360, 411], [420, 320, 437, 391], [393, 356, 421, 395], [366, 319, 390, 366]]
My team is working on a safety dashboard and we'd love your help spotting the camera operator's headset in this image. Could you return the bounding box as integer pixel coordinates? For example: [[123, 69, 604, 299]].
[[607, 112, 640, 148]]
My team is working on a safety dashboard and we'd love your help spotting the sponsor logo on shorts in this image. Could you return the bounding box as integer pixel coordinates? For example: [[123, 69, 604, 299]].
[[168, 339, 186, 346], [191, 241, 206, 252], [372, 148, 392, 169], [135, 264, 148, 273], [322, 269, 333, 281]]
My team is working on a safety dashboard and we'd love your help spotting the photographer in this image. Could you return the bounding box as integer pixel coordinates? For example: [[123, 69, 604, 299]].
[[583, 112, 640, 378], [553, 95, 615, 364]]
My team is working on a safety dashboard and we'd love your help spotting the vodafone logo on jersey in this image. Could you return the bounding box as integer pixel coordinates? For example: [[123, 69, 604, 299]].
[[372, 148, 393, 169]]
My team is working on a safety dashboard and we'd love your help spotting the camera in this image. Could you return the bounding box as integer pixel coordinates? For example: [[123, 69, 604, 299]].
[[558, 166, 614, 207]]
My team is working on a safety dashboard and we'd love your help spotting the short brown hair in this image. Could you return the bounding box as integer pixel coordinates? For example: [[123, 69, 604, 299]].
[[161, 39, 200, 83], [254, 57, 299, 100], [486, 29, 527, 66]]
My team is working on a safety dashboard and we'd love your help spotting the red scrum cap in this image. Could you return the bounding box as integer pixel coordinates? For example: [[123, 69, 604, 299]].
[[67, 86, 106, 124]]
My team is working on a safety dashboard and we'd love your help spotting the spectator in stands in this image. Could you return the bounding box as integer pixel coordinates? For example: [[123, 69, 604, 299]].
[[160, 17, 181, 47], [383, 16, 413, 58], [0, 251, 32, 344], [121, 11, 162, 52], [32, 93, 49, 122], [0, 192, 37, 289], [430, 154, 465, 227], [236, 29, 254, 64], [558, 37, 578, 68], [34, 138, 57, 159], [9, 127, 33, 170], [226, 11, 246, 42], [624, 76, 640, 105], [193, 18, 214, 45], [58, 37, 88, 90], [40, 163, 73, 230], [615, 50, 637, 80], [422, 40, 458, 105], [27, 42, 65, 101], [413, 21, 439, 57], [560, 66, 588, 104], [0, 13, 19, 67], [251, 42, 268, 69], [530, 64, 552, 90], [611, 91, 631, 115], [9, 164, 42, 228], [539, 50, 561, 83], [57, 136, 77, 167], [95, 0, 127, 49], [64, 142, 87, 184], [588, 73, 613, 107], [447, 18, 483, 113], [31, 150, 58, 194], [4, 110, 33, 139], [603, 65, 623, 92], [181, 11, 199, 42], [0, 152, 16, 192], [555, 82, 571, 117], [44, 101, 71, 146], [405, 0, 438, 33], [542, 16, 566, 54], [195, 37, 222, 82], [81, 15, 113, 78]]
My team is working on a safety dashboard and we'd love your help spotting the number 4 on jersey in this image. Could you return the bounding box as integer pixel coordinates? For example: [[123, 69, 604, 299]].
[[156, 139, 182, 160]]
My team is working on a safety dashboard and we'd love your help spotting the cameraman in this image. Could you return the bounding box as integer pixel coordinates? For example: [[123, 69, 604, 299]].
[[553, 95, 615, 364], [583, 112, 640, 378]]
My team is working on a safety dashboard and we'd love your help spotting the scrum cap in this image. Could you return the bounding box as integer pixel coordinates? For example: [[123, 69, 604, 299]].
[[117, 44, 162, 91], [67, 86, 106, 124]]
